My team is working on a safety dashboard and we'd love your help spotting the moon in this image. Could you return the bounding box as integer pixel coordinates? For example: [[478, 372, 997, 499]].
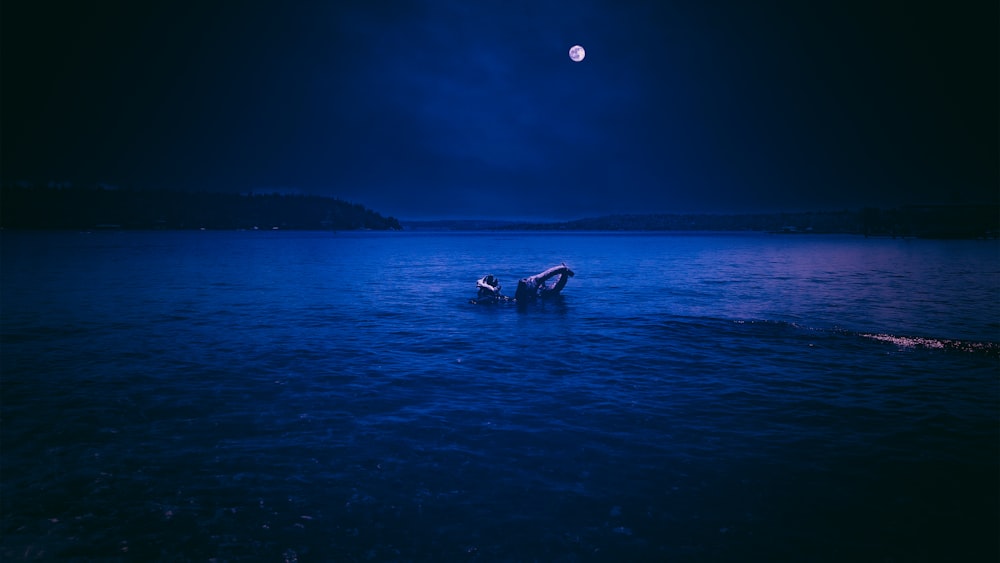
[[569, 45, 586, 62]]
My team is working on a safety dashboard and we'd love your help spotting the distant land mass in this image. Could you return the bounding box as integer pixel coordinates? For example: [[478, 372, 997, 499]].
[[2, 184, 995, 239], [0, 184, 401, 231], [404, 206, 999, 239]]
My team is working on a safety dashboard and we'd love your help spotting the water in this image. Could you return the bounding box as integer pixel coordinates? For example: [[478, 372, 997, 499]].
[[2, 230, 997, 561]]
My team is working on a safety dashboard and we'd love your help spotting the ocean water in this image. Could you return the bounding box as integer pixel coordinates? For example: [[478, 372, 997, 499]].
[[1, 230, 997, 562]]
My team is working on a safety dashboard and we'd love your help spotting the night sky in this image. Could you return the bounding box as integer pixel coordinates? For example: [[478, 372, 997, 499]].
[[3, 1, 997, 220]]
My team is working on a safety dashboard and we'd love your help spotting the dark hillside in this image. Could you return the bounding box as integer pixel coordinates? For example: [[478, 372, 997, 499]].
[[0, 185, 401, 231]]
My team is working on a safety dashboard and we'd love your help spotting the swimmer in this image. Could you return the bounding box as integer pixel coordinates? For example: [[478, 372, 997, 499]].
[[514, 263, 575, 302], [470, 274, 509, 304]]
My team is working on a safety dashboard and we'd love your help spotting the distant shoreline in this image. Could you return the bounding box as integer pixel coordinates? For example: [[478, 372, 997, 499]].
[[2, 184, 996, 239], [0, 185, 402, 231], [402, 205, 999, 239]]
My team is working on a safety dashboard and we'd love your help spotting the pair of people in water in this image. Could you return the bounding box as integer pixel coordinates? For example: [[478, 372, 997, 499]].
[[472, 263, 575, 304]]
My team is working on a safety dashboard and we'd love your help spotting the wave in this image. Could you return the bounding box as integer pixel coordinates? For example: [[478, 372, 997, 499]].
[[859, 332, 1000, 356], [729, 318, 1000, 357]]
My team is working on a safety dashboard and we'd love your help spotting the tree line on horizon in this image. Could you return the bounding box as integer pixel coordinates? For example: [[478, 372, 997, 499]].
[[492, 206, 998, 238], [0, 184, 402, 231], [405, 206, 999, 239], [2, 184, 995, 238]]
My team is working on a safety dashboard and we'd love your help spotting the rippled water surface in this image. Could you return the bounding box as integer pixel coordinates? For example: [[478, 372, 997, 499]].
[[2, 230, 998, 561]]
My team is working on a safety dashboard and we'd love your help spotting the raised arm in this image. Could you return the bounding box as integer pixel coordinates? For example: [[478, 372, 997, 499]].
[[526, 263, 575, 285]]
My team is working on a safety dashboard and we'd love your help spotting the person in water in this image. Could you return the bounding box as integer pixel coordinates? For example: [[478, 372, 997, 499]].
[[514, 263, 575, 302], [474, 274, 506, 304], [471, 264, 574, 304]]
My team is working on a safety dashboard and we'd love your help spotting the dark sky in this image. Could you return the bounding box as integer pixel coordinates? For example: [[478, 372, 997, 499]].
[[3, 1, 997, 220]]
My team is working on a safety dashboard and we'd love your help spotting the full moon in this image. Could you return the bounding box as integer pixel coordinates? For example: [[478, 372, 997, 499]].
[[569, 45, 586, 62]]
